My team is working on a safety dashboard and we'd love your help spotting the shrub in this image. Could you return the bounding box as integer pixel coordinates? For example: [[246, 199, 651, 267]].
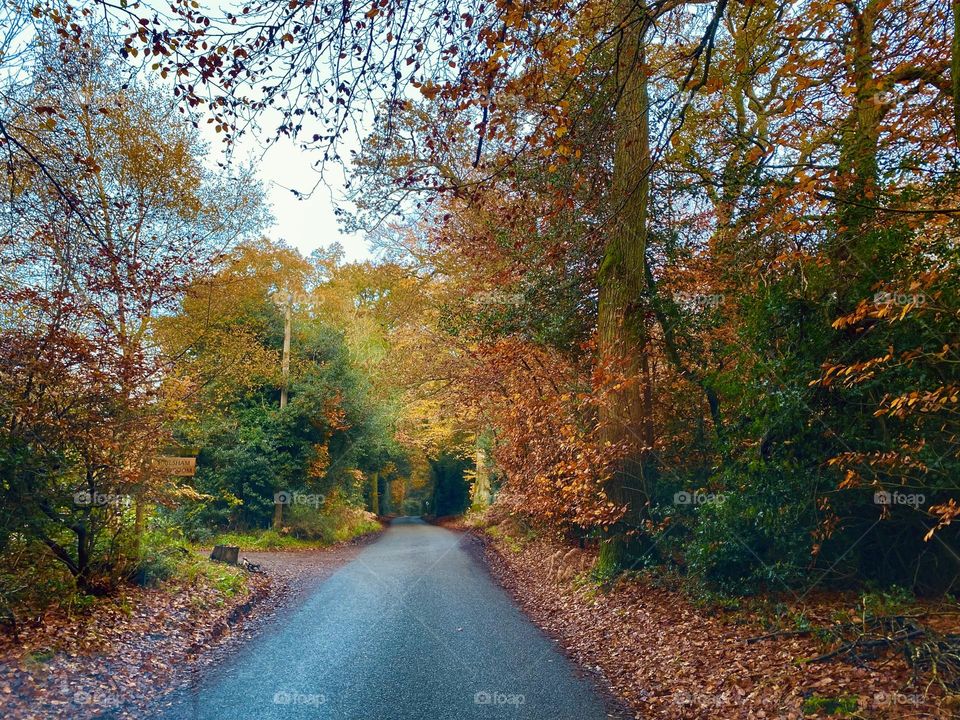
[[285, 494, 380, 544], [0, 536, 78, 618], [679, 461, 815, 595], [128, 531, 191, 588]]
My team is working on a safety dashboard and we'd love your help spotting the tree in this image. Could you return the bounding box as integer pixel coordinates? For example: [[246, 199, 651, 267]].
[[8, 0, 957, 596], [0, 33, 264, 588]]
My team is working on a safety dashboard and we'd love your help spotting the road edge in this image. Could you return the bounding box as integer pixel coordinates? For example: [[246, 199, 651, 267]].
[[451, 525, 634, 720]]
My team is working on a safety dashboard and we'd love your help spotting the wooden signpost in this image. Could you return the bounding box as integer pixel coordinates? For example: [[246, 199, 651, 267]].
[[155, 456, 197, 477]]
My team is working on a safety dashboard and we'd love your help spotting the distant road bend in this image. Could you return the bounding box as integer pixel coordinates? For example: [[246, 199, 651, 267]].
[[159, 517, 618, 719]]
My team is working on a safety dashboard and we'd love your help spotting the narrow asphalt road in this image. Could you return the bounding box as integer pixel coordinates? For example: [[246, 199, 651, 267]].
[[157, 517, 618, 720]]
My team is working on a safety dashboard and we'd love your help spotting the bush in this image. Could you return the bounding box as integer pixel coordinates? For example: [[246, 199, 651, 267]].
[[0, 537, 78, 618], [197, 530, 311, 550], [677, 462, 816, 595], [285, 494, 380, 544], [194, 497, 381, 552], [128, 531, 191, 588]]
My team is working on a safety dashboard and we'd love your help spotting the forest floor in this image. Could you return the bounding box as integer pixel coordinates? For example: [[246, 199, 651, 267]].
[[0, 529, 383, 719], [444, 516, 960, 720]]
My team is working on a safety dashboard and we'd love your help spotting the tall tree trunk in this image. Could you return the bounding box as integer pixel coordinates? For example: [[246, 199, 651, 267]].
[[273, 497, 284, 529], [76, 522, 91, 591], [370, 471, 380, 516], [596, 0, 652, 572], [953, 0, 960, 140], [472, 445, 491, 508], [835, 0, 880, 267], [274, 292, 293, 528], [134, 490, 146, 556]]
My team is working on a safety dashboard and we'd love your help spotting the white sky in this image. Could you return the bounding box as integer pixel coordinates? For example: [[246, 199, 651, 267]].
[[250, 137, 373, 263], [161, 3, 375, 263], [198, 119, 372, 263]]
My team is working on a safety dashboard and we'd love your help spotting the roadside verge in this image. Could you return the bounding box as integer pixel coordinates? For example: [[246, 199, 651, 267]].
[[462, 518, 953, 720], [0, 528, 383, 720]]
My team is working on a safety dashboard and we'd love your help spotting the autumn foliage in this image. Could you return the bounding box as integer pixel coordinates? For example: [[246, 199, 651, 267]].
[[2, 0, 960, 612]]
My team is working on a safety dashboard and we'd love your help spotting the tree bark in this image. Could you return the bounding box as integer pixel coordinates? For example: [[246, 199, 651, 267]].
[[835, 0, 880, 263], [274, 291, 293, 528], [273, 496, 283, 529], [596, 0, 653, 572], [953, 1, 960, 141], [134, 491, 145, 557], [472, 445, 491, 508]]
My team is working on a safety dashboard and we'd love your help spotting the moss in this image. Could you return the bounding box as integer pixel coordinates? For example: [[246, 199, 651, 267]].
[[195, 530, 321, 551], [801, 694, 858, 716], [167, 554, 247, 605], [198, 503, 382, 552], [24, 647, 55, 666], [486, 526, 523, 553], [860, 586, 919, 618], [592, 536, 626, 584], [203, 563, 246, 598]]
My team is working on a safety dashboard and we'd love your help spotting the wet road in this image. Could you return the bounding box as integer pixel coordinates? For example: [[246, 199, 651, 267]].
[[157, 517, 616, 719]]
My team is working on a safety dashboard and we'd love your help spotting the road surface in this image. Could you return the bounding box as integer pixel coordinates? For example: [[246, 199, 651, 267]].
[[158, 517, 618, 719]]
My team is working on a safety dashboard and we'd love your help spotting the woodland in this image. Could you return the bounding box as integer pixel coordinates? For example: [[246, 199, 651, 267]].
[[0, 0, 959, 716]]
